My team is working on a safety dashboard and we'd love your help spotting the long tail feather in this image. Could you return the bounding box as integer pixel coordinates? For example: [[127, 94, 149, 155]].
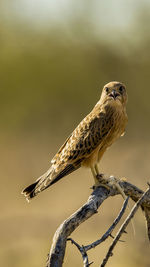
[[22, 181, 39, 199], [22, 168, 52, 201], [22, 161, 82, 202]]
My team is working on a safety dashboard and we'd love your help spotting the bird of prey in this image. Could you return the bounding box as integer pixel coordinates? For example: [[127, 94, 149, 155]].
[[22, 81, 128, 201]]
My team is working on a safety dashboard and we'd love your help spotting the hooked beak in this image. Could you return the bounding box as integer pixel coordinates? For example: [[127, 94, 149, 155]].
[[109, 89, 120, 99]]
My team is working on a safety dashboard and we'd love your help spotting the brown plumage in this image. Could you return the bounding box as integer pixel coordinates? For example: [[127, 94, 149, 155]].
[[22, 81, 128, 201]]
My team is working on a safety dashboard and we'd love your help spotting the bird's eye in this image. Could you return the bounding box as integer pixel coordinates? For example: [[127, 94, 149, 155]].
[[119, 86, 124, 93], [105, 87, 109, 93]]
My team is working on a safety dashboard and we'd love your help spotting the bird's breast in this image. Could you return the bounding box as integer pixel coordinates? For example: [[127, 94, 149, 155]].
[[98, 105, 127, 153]]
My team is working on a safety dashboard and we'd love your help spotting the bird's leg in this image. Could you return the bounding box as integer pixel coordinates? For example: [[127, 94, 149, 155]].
[[95, 164, 100, 176], [95, 165, 127, 197], [91, 164, 110, 190], [91, 166, 99, 186]]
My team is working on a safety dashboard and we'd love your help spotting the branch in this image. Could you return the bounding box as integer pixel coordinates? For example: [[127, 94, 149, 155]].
[[101, 187, 150, 267], [47, 186, 110, 267], [84, 197, 129, 251], [144, 207, 150, 241], [46, 175, 150, 267], [67, 197, 129, 266], [67, 238, 93, 267]]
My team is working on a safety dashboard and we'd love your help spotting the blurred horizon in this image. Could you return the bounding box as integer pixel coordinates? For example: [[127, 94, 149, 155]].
[[1, 1, 150, 267]]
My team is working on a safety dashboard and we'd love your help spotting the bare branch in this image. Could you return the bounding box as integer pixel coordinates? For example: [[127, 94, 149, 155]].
[[47, 175, 150, 267], [47, 186, 110, 267], [100, 187, 150, 267], [84, 197, 129, 251], [66, 197, 128, 266], [144, 207, 150, 241], [67, 238, 93, 267], [67, 197, 129, 267]]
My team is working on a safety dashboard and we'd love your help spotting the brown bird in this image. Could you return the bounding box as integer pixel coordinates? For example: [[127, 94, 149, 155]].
[[22, 81, 128, 201]]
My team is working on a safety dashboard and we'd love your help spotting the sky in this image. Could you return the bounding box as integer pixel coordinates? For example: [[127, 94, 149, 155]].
[[1, 0, 150, 31]]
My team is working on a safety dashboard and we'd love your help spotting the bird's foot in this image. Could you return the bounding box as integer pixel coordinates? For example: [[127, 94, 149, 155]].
[[108, 176, 126, 200], [91, 173, 110, 191], [92, 183, 111, 191]]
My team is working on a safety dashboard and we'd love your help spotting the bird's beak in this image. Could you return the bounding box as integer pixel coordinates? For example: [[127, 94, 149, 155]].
[[109, 89, 120, 99]]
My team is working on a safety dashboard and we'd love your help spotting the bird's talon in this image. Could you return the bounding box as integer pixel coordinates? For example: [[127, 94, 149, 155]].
[[96, 173, 104, 180], [92, 182, 110, 191]]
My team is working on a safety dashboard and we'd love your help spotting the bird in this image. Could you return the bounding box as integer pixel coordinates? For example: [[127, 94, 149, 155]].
[[22, 81, 128, 201]]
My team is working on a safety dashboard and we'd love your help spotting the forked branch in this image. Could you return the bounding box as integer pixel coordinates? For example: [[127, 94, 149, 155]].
[[67, 197, 129, 267], [46, 175, 150, 267], [100, 187, 150, 267]]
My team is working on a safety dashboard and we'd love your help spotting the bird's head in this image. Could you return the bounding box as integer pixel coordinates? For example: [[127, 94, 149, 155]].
[[100, 81, 127, 106]]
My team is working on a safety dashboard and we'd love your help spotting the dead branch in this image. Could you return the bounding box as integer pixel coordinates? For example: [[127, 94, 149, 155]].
[[67, 197, 129, 267], [67, 238, 93, 267], [46, 174, 150, 267], [101, 187, 150, 267], [83, 197, 129, 251]]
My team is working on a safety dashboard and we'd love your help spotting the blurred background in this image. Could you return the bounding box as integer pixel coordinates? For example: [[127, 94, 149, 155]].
[[1, 0, 150, 266]]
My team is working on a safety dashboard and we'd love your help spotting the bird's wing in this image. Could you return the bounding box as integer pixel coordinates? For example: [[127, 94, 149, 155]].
[[23, 107, 115, 200], [51, 108, 114, 168]]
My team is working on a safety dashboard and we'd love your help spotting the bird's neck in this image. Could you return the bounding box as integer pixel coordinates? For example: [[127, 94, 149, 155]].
[[95, 99, 127, 117]]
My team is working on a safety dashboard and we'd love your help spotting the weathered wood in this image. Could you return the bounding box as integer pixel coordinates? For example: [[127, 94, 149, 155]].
[[67, 197, 129, 267], [48, 186, 110, 267], [101, 187, 150, 267], [84, 197, 129, 252], [144, 207, 150, 241], [47, 175, 150, 267]]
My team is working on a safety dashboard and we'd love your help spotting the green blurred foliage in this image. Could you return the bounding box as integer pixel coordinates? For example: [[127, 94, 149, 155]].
[[0, 7, 150, 138]]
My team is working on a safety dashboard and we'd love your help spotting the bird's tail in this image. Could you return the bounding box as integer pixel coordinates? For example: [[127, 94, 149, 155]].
[[22, 168, 53, 202], [22, 160, 82, 202]]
